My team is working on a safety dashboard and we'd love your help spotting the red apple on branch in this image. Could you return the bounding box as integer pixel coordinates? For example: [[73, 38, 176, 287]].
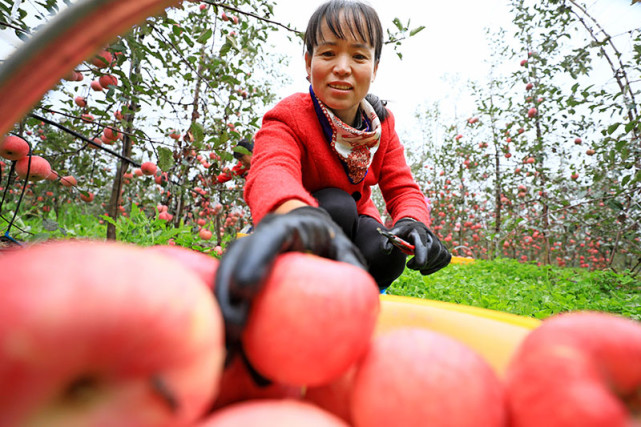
[[0, 240, 225, 427], [505, 311, 641, 427], [141, 161, 157, 176], [0, 135, 30, 161], [15, 155, 51, 181]]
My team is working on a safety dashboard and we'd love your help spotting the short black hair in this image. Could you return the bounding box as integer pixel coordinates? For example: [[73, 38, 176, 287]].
[[304, 0, 383, 63], [233, 138, 254, 160]]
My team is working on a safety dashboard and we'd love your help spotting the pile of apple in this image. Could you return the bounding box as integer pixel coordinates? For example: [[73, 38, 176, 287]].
[[0, 240, 639, 426]]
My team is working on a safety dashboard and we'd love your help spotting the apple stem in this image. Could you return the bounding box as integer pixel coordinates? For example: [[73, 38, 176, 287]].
[[151, 375, 179, 413]]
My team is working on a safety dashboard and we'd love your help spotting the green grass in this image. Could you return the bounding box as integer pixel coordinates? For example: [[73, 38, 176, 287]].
[[388, 258, 641, 321]]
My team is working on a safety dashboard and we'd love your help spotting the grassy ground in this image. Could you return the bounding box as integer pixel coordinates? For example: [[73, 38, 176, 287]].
[[8, 206, 640, 322], [388, 258, 641, 321]]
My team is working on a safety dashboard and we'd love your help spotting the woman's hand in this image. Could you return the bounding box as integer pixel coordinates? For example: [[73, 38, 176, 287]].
[[384, 218, 451, 275], [214, 206, 367, 356]]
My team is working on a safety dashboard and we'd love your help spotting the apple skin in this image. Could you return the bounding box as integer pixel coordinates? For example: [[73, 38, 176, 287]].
[[304, 366, 356, 424], [350, 328, 506, 427], [505, 311, 641, 427], [197, 400, 348, 427], [141, 161, 158, 176], [210, 355, 302, 411], [60, 175, 77, 187], [0, 135, 30, 161], [15, 155, 51, 181], [146, 244, 218, 289], [0, 240, 225, 427], [242, 253, 379, 387]]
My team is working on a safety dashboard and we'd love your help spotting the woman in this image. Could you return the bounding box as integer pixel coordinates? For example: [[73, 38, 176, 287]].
[[215, 0, 450, 350]]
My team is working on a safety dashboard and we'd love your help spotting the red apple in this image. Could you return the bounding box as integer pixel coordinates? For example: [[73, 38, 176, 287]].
[[571, 173, 579, 180], [141, 162, 157, 176], [81, 113, 94, 123], [211, 356, 302, 411], [90, 50, 113, 68], [527, 107, 538, 118], [79, 191, 94, 202], [0, 240, 225, 426], [574, 137, 582, 144], [198, 400, 348, 427], [15, 155, 51, 181], [0, 135, 30, 161], [146, 244, 218, 289], [351, 328, 506, 427], [586, 149, 596, 156], [505, 311, 641, 427], [60, 175, 77, 187], [242, 253, 379, 387], [103, 127, 121, 141], [199, 228, 213, 240], [74, 96, 87, 107], [98, 74, 118, 89], [305, 367, 356, 424], [90, 80, 103, 91], [526, 82, 534, 91]]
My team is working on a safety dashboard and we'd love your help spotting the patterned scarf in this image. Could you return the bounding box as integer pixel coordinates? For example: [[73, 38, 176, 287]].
[[310, 87, 382, 184]]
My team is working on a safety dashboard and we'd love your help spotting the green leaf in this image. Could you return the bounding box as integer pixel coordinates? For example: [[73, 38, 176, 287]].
[[197, 29, 213, 44], [410, 26, 426, 37], [190, 122, 205, 145], [157, 146, 175, 171], [393, 17, 404, 31], [607, 123, 621, 135]]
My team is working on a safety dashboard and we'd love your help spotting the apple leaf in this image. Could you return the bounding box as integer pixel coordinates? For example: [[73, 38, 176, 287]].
[[410, 26, 426, 37], [606, 123, 620, 135], [197, 29, 213, 44], [157, 147, 174, 171]]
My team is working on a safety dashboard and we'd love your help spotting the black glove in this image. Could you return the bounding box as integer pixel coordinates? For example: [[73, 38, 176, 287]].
[[214, 206, 367, 359], [384, 218, 451, 275]]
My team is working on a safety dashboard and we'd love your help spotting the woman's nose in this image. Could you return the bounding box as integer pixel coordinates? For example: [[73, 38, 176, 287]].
[[333, 54, 351, 75]]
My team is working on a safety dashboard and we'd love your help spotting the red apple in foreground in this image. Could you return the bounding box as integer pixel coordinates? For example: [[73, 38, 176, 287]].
[[505, 311, 641, 427], [305, 366, 356, 424], [198, 400, 348, 427], [211, 356, 302, 411], [146, 244, 218, 289], [242, 253, 379, 387], [15, 155, 51, 181], [350, 328, 506, 427], [0, 135, 30, 161], [0, 240, 225, 427]]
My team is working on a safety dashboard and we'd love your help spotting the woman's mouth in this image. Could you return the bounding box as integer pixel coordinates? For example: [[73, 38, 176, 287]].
[[329, 83, 352, 90]]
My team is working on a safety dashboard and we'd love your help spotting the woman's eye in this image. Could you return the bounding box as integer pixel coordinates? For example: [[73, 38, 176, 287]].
[[320, 51, 334, 57]]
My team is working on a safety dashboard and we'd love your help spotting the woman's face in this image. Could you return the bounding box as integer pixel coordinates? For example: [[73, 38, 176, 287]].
[[305, 15, 378, 126]]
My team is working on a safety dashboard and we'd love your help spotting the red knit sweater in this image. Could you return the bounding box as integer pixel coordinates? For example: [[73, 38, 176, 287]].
[[244, 92, 430, 225]]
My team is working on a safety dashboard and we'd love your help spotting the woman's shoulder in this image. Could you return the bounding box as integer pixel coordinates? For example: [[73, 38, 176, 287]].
[[268, 92, 313, 115]]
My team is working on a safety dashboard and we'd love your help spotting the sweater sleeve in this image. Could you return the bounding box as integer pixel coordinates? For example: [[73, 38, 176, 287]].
[[377, 111, 431, 225], [244, 97, 319, 224]]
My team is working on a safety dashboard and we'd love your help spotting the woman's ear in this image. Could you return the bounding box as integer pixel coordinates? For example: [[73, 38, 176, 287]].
[[305, 51, 312, 81], [371, 60, 379, 82]]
